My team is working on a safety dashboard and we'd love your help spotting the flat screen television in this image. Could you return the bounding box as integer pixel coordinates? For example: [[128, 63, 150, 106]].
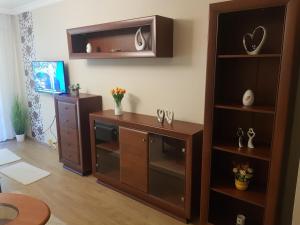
[[32, 61, 67, 94]]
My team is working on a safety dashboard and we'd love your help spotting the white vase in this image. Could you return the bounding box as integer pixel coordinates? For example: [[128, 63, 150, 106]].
[[86, 43, 92, 53], [114, 103, 122, 116], [242, 89, 255, 106], [16, 134, 25, 142]]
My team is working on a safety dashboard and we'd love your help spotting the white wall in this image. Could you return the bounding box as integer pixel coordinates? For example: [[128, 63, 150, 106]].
[[30, 0, 226, 142]]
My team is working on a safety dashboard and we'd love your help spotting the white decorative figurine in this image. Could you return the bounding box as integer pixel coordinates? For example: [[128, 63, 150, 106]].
[[237, 128, 244, 148], [86, 43, 92, 53], [242, 89, 255, 106], [135, 27, 146, 51], [156, 109, 165, 123], [165, 110, 174, 125], [243, 26, 267, 55], [236, 214, 246, 225], [247, 128, 256, 149]]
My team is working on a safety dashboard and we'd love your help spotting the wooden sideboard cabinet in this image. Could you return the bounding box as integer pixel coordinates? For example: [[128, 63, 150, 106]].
[[89, 110, 203, 222], [55, 93, 102, 175]]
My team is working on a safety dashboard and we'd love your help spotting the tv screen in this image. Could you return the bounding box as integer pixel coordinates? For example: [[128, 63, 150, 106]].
[[32, 61, 67, 94]]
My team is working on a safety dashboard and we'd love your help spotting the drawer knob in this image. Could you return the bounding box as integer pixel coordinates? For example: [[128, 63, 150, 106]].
[[142, 138, 146, 142], [182, 148, 186, 153], [181, 196, 184, 202]]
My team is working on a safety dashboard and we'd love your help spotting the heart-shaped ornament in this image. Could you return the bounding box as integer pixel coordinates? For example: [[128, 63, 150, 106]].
[[243, 26, 267, 55], [156, 109, 165, 123]]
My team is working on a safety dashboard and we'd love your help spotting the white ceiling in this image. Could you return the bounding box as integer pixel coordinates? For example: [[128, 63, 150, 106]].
[[0, 0, 63, 15]]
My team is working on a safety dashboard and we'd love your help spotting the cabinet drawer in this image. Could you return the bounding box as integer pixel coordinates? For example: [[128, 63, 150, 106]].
[[61, 140, 80, 164], [60, 127, 78, 143], [58, 101, 77, 129]]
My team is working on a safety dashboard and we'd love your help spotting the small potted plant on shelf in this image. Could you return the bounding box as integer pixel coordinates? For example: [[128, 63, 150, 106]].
[[233, 162, 254, 191], [11, 96, 28, 142], [69, 83, 80, 97], [111, 87, 126, 116]]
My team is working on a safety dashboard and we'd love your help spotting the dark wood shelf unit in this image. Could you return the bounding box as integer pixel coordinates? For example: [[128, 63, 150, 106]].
[[96, 142, 120, 153], [217, 54, 281, 59], [214, 104, 275, 114], [90, 110, 203, 222], [67, 15, 173, 59], [211, 183, 266, 207], [149, 160, 185, 178], [201, 1, 300, 225], [213, 143, 271, 161], [208, 191, 264, 225]]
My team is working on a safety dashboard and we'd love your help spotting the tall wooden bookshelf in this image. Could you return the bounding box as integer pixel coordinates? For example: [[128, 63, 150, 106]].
[[200, 1, 300, 225]]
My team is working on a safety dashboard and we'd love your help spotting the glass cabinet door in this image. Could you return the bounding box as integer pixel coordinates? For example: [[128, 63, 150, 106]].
[[148, 134, 186, 208], [94, 122, 120, 181]]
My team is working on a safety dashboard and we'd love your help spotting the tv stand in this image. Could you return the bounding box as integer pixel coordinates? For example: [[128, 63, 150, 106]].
[[89, 110, 203, 221]]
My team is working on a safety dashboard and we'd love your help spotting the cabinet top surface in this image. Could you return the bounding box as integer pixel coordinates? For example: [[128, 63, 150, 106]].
[[90, 110, 203, 136], [67, 15, 172, 34], [55, 93, 101, 100]]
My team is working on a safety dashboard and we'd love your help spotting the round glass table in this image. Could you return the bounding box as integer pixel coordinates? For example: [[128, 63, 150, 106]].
[[0, 204, 18, 225], [0, 193, 50, 225]]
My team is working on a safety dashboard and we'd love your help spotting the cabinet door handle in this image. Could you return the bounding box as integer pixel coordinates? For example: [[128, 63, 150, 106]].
[[182, 148, 186, 153], [142, 138, 146, 142]]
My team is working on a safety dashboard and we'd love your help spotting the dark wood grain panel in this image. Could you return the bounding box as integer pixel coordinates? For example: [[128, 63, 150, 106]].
[[120, 127, 148, 193], [58, 101, 77, 129], [55, 93, 102, 175]]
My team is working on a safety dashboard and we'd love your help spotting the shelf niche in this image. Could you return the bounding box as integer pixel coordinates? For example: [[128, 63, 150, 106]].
[[67, 15, 173, 59]]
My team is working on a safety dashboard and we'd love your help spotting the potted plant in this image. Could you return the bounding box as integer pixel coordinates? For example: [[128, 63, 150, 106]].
[[11, 96, 28, 142], [111, 87, 126, 115], [233, 162, 254, 191], [69, 83, 80, 97]]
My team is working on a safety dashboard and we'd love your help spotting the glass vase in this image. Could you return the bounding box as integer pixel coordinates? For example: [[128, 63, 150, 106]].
[[114, 102, 122, 116]]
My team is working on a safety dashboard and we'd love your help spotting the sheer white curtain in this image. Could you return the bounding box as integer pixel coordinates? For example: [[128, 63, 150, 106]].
[[0, 14, 21, 142]]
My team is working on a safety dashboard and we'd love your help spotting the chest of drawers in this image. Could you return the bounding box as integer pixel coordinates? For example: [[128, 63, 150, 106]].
[[55, 94, 102, 175]]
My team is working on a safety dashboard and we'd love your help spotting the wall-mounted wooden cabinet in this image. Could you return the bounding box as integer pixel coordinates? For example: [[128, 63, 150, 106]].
[[67, 15, 173, 59], [89, 110, 202, 222], [201, 1, 300, 225]]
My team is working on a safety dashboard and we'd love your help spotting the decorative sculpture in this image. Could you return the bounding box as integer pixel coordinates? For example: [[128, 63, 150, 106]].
[[237, 128, 244, 148], [165, 110, 174, 125], [236, 214, 246, 225], [242, 89, 255, 106], [247, 128, 256, 149], [135, 27, 146, 51], [156, 109, 165, 123], [243, 26, 267, 55], [86, 43, 92, 53]]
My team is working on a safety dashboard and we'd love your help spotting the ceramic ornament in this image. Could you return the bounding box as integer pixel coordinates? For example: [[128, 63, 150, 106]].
[[165, 110, 174, 125], [247, 128, 256, 149], [242, 89, 255, 106], [86, 43, 92, 53], [156, 109, 165, 123], [237, 127, 244, 148], [236, 214, 246, 225], [243, 26, 267, 55], [135, 27, 146, 51]]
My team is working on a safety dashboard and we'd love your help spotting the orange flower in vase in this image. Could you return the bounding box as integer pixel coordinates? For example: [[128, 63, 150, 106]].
[[111, 87, 126, 115]]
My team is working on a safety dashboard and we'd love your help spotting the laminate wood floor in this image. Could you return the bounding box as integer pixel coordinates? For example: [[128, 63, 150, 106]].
[[0, 140, 188, 225]]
